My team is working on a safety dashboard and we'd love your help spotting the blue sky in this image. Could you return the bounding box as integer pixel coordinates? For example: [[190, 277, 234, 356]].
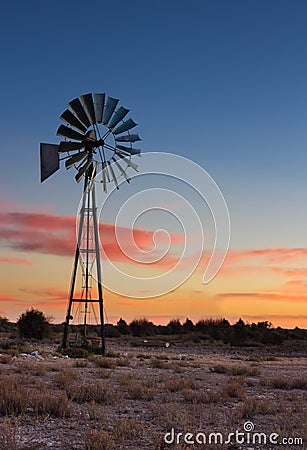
[[1, 0, 307, 325], [1, 1, 307, 249]]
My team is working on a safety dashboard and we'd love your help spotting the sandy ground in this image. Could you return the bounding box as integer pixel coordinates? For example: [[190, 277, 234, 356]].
[[0, 338, 306, 449]]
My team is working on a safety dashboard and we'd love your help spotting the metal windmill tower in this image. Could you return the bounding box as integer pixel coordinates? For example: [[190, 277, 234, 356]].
[[40, 92, 141, 355]]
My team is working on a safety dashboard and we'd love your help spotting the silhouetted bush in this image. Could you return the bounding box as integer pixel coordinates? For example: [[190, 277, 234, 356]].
[[17, 308, 50, 340], [167, 319, 183, 334], [0, 316, 14, 332], [104, 324, 121, 338], [116, 318, 131, 335], [129, 318, 156, 337], [183, 318, 195, 333]]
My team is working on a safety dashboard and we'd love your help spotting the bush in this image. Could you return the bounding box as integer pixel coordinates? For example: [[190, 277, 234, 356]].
[[17, 308, 50, 340], [62, 347, 89, 358], [129, 318, 156, 337]]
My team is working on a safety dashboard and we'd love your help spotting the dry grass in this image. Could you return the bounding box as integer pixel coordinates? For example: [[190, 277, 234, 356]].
[[91, 357, 116, 369], [83, 428, 114, 450], [27, 388, 72, 418], [66, 381, 116, 404], [0, 354, 13, 364], [262, 376, 307, 390], [54, 368, 81, 390], [149, 358, 169, 369], [0, 376, 27, 415], [232, 397, 277, 421], [0, 341, 304, 448], [113, 417, 143, 442], [209, 363, 260, 376], [126, 381, 156, 400], [0, 417, 44, 450], [222, 379, 246, 399]]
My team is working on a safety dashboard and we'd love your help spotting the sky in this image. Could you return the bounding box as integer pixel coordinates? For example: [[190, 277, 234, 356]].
[[0, 0, 307, 328]]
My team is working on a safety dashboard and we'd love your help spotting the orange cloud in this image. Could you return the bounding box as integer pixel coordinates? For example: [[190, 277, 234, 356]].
[[216, 291, 307, 303], [0, 294, 20, 303], [0, 256, 32, 265], [0, 211, 184, 270], [225, 248, 307, 264]]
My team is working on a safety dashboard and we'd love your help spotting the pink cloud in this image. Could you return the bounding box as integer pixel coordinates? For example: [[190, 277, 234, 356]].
[[216, 291, 307, 303], [0, 256, 32, 265], [225, 248, 307, 264], [0, 294, 21, 303], [0, 211, 184, 268]]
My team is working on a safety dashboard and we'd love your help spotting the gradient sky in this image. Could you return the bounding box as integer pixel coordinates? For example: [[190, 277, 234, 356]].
[[1, 0, 307, 327]]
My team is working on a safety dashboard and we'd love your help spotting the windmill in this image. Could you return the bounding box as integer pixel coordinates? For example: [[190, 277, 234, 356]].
[[40, 92, 141, 355]]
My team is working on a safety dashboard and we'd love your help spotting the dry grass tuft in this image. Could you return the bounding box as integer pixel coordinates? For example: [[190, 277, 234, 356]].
[[54, 368, 81, 390], [0, 417, 45, 450], [91, 357, 116, 369], [262, 376, 307, 390], [222, 379, 246, 399], [0, 376, 27, 415], [67, 381, 116, 404], [83, 428, 114, 450], [149, 359, 169, 369], [74, 359, 89, 368], [28, 388, 72, 418], [113, 417, 143, 442], [232, 396, 277, 421], [126, 381, 156, 400], [209, 364, 260, 376], [0, 354, 13, 364]]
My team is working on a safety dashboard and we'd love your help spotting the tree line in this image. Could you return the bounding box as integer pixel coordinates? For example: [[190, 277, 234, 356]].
[[0, 309, 305, 346]]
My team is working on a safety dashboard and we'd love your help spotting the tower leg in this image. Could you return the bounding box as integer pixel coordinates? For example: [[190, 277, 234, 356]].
[[62, 245, 79, 349], [92, 184, 105, 355], [62, 174, 88, 350]]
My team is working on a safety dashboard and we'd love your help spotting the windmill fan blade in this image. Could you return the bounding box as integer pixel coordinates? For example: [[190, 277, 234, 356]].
[[40, 143, 59, 182], [108, 106, 129, 129], [107, 161, 119, 189], [75, 158, 92, 183], [113, 118, 137, 135], [80, 93, 96, 125], [112, 157, 130, 182], [65, 150, 89, 169], [68, 98, 91, 128], [89, 161, 98, 190], [60, 110, 87, 133], [115, 133, 141, 143], [102, 96, 119, 125], [85, 129, 96, 141], [57, 125, 85, 141], [58, 141, 85, 153], [116, 144, 141, 155], [116, 152, 138, 171], [101, 166, 107, 193], [93, 93, 105, 123]]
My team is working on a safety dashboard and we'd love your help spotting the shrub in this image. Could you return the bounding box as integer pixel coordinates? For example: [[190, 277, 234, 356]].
[[0, 376, 27, 415], [129, 318, 156, 337], [83, 428, 114, 450], [209, 364, 259, 377], [62, 347, 89, 358], [91, 357, 116, 369], [17, 308, 50, 340], [66, 381, 113, 404]]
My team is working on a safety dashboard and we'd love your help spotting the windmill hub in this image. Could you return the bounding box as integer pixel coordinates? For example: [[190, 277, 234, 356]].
[[84, 138, 104, 150]]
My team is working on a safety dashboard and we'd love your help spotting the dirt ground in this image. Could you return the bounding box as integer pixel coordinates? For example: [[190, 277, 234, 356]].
[[0, 338, 305, 449]]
